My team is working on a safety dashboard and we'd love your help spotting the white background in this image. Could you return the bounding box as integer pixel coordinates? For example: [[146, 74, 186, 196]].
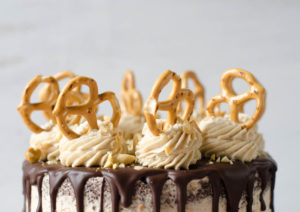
[[0, 0, 299, 211]]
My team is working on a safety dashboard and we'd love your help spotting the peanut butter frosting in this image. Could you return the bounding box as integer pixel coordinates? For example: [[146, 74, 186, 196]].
[[136, 119, 202, 170], [199, 113, 264, 162], [118, 113, 145, 135], [59, 120, 135, 168], [118, 113, 145, 154], [29, 122, 62, 161]]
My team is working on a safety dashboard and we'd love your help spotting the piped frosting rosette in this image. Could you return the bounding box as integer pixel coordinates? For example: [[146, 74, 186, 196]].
[[136, 119, 202, 170], [202, 68, 266, 162], [119, 71, 145, 154], [59, 120, 133, 167], [136, 70, 203, 170], [29, 123, 62, 161], [199, 114, 264, 162]]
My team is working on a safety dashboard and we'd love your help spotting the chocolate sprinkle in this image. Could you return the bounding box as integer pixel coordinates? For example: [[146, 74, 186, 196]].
[[23, 157, 277, 212]]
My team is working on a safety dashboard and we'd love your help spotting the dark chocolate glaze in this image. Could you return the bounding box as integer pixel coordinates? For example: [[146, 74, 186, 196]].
[[23, 157, 277, 212]]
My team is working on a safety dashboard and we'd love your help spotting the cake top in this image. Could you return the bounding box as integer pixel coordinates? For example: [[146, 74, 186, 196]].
[[18, 68, 267, 169]]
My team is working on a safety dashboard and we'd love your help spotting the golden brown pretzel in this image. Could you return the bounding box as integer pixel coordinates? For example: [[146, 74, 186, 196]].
[[53, 76, 121, 139], [38, 71, 76, 119], [144, 70, 195, 136], [206, 68, 266, 129], [180, 71, 205, 112], [18, 75, 59, 133], [120, 71, 143, 116], [40, 71, 90, 125], [39, 71, 76, 101]]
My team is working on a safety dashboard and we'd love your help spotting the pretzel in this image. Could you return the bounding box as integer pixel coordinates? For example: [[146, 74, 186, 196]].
[[144, 70, 195, 136], [18, 75, 59, 133], [206, 68, 266, 129], [120, 71, 143, 116], [180, 71, 205, 113], [39, 71, 76, 101], [53, 76, 121, 139], [40, 71, 90, 125]]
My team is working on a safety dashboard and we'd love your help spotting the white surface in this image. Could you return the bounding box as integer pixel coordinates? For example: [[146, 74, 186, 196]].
[[0, 0, 299, 211]]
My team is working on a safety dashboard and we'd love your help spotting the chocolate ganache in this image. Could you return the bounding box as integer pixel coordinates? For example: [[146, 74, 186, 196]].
[[23, 157, 276, 212]]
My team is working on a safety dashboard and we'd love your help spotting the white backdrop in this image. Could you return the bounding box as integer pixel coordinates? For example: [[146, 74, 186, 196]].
[[0, 0, 299, 211]]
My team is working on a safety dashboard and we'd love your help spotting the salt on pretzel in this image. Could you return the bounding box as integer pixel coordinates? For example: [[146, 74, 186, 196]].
[[180, 71, 205, 113], [206, 68, 266, 129], [120, 71, 143, 116], [144, 70, 195, 136], [18, 75, 59, 133], [53, 76, 121, 139]]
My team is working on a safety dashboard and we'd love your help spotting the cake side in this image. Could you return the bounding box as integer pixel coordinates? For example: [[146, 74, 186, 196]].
[[23, 157, 276, 212]]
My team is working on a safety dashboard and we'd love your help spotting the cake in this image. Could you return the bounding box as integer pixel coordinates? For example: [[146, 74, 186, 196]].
[[19, 69, 277, 212]]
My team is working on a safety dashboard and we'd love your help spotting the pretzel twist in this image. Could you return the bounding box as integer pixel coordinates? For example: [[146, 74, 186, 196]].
[[120, 71, 143, 116], [53, 76, 121, 139], [39, 71, 76, 102], [180, 71, 205, 113], [144, 70, 195, 136], [18, 75, 59, 133], [39, 71, 90, 125], [206, 68, 266, 129]]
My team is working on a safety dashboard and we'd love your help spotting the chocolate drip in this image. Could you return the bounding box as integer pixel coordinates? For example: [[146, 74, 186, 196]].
[[169, 173, 188, 212], [210, 173, 221, 212], [48, 171, 67, 212], [246, 174, 255, 212], [36, 175, 44, 212], [102, 175, 119, 212], [99, 178, 105, 212], [68, 171, 95, 212], [270, 171, 276, 211], [219, 164, 249, 212], [25, 178, 31, 212], [23, 157, 277, 212], [146, 174, 168, 212]]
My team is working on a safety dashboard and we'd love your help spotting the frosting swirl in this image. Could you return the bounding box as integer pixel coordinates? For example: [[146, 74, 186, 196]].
[[118, 113, 145, 154], [199, 114, 264, 162], [30, 123, 62, 161], [59, 120, 135, 167], [136, 120, 202, 170], [118, 113, 145, 135]]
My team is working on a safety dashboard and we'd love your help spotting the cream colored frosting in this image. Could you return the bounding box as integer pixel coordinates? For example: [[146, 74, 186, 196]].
[[136, 119, 202, 170], [30, 123, 62, 161], [118, 113, 145, 154], [199, 113, 264, 162], [192, 110, 206, 124], [118, 113, 145, 134], [59, 120, 135, 168]]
